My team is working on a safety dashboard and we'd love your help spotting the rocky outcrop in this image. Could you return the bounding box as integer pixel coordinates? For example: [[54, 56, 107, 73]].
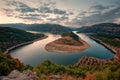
[[0, 70, 39, 80], [74, 56, 108, 66]]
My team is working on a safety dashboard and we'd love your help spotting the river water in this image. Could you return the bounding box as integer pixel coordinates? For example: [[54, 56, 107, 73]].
[[10, 31, 114, 66]]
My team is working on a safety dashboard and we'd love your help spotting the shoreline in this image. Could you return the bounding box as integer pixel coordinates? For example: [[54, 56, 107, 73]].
[[4, 35, 48, 54], [90, 36, 119, 54], [45, 37, 90, 53], [90, 36, 120, 61]]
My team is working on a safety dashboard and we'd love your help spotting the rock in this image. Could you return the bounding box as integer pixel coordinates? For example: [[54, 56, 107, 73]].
[[23, 70, 39, 80], [74, 56, 107, 66], [8, 70, 21, 79], [17, 75, 30, 80], [0, 77, 10, 80], [0, 70, 39, 80], [48, 75, 62, 80]]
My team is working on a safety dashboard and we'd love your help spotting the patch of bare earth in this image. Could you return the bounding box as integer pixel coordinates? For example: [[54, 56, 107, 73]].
[[45, 36, 90, 53]]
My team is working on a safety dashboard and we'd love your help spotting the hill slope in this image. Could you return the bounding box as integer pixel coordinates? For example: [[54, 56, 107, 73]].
[[27, 24, 72, 34], [77, 23, 120, 37], [0, 23, 72, 34], [0, 27, 45, 52], [0, 23, 28, 30]]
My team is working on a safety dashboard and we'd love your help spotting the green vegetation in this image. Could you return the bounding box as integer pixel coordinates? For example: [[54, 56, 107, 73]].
[[77, 23, 120, 37], [0, 50, 32, 76], [1, 52, 120, 80], [92, 34, 120, 48], [0, 27, 45, 75], [0, 27, 45, 52], [57, 32, 83, 45], [33, 60, 120, 79], [0, 27, 44, 42], [0, 23, 28, 30], [62, 32, 80, 42], [77, 23, 120, 48]]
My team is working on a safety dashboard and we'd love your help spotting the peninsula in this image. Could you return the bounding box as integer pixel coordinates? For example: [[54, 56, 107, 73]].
[[45, 32, 90, 53]]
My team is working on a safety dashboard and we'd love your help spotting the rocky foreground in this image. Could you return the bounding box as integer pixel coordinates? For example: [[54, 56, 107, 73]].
[[75, 56, 109, 66], [0, 54, 119, 80], [0, 70, 39, 80], [0, 70, 73, 80]]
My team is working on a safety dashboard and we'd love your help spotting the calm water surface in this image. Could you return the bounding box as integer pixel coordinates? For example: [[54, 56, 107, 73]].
[[10, 31, 114, 66]]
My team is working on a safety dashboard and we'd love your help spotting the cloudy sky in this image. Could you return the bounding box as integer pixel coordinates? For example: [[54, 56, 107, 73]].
[[0, 0, 120, 27]]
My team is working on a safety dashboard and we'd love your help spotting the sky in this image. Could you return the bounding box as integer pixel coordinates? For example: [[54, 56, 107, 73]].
[[0, 0, 120, 27]]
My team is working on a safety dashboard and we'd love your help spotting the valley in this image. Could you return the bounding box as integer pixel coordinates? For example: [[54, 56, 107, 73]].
[[0, 23, 120, 80], [0, 0, 120, 79]]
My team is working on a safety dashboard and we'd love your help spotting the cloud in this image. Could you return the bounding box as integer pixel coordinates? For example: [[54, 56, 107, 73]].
[[53, 8, 66, 15], [78, 11, 87, 16], [0, 0, 120, 26], [17, 13, 50, 22], [71, 4, 120, 26], [47, 16, 69, 23], [20, 13, 49, 18], [39, 7, 67, 15], [39, 7, 52, 13], [91, 4, 113, 10], [69, 12, 74, 15], [72, 6, 120, 26], [18, 14, 41, 21], [0, 0, 76, 25], [16, 7, 38, 13], [1, 0, 69, 23], [2, 8, 15, 17], [19, 16, 40, 20], [8, 1, 38, 12]]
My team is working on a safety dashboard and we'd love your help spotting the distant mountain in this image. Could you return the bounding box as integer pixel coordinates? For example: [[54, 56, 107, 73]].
[[77, 23, 120, 37], [26, 24, 72, 34], [0, 23, 28, 30], [0, 27, 45, 52], [0, 23, 73, 34]]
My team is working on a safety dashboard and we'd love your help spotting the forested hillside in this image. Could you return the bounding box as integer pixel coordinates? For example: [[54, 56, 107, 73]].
[[77, 23, 120, 37], [0, 27, 45, 52], [0, 23, 28, 30]]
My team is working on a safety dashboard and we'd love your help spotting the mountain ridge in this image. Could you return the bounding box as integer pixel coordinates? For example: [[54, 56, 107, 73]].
[[0, 23, 72, 34], [77, 23, 120, 37]]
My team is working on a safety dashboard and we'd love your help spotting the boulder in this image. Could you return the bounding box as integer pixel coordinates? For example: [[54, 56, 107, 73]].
[[0, 70, 39, 80]]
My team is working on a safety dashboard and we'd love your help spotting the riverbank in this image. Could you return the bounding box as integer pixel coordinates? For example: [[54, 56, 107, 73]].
[[90, 36, 120, 61], [45, 36, 90, 53], [4, 35, 48, 54]]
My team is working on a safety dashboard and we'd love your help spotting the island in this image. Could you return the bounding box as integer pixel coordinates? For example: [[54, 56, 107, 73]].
[[45, 32, 90, 53]]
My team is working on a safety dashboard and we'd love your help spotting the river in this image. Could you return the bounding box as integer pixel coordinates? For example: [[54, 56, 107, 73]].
[[10, 31, 114, 66]]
